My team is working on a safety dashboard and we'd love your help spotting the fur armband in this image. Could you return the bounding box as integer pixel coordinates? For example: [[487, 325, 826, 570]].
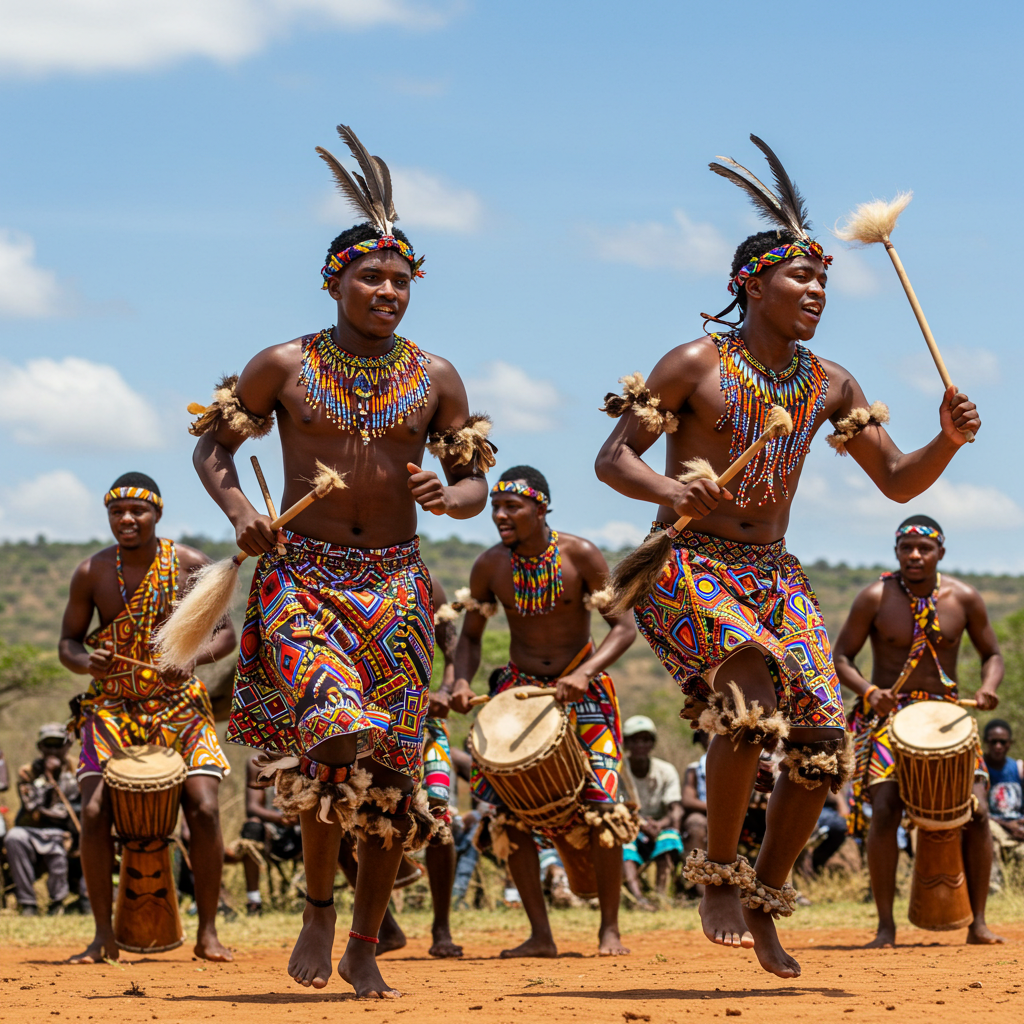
[[600, 372, 679, 435], [426, 414, 498, 473], [740, 877, 798, 918], [187, 374, 275, 439], [827, 401, 890, 455], [564, 803, 640, 850], [681, 849, 757, 889], [452, 587, 499, 619], [780, 735, 855, 793], [354, 786, 448, 852], [268, 760, 372, 829], [583, 586, 614, 612], [694, 682, 791, 751]]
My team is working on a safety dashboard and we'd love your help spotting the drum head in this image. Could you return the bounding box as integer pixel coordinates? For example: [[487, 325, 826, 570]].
[[103, 745, 188, 789], [890, 700, 976, 752], [471, 688, 565, 770]]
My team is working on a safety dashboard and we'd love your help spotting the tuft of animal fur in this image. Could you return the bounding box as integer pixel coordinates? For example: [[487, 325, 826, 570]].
[[426, 414, 498, 472], [835, 192, 913, 246], [827, 402, 890, 455], [564, 802, 639, 850], [305, 459, 347, 498], [780, 734, 855, 793], [606, 529, 674, 617], [433, 602, 459, 624], [353, 786, 442, 852], [473, 810, 531, 863], [453, 586, 499, 619], [271, 764, 372, 827], [583, 586, 615, 612], [696, 681, 791, 750], [600, 372, 679, 435], [187, 374, 275, 439], [676, 457, 717, 484]]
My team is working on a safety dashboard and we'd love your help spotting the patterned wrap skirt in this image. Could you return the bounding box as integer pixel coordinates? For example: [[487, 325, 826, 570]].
[[422, 717, 453, 804], [227, 531, 434, 780], [635, 527, 845, 730]]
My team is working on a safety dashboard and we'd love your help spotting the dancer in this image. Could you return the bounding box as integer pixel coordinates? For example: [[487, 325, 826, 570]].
[[189, 125, 489, 997], [834, 515, 1003, 946], [594, 136, 981, 977], [58, 472, 236, 963], [450, 465, 637, 957]]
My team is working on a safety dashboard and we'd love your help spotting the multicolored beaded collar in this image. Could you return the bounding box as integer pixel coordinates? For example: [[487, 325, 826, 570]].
[[510, 529, 563, 616], [321, 235, 426, 288], [896, 523, 944, 546], [104, 486, 163, 511], [728, 239, 832, 296], [491, 480, 549, 507]]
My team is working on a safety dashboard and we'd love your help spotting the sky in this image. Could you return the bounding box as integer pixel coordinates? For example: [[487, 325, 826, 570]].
[[1, 1, 1022, 573]]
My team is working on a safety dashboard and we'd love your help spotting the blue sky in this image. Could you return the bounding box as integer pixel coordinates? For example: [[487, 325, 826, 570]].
[[1, 1, 1021, 573]]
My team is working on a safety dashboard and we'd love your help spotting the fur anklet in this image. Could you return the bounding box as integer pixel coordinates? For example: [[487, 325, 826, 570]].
[[740, 877, 798, 918], [780, 734, 855, 793], [187, 374, 274, 439], [681, 849, 757, 889], [695, 682, 791, 750], [564, 803, 640, 850]]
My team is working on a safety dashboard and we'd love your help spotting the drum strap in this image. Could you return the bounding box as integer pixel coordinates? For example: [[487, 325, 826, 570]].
[[883, 572, 956, 698]]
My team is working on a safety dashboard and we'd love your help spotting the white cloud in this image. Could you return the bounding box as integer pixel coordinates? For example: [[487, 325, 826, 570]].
[[584, 520, 646, 549], [589, 209, 731, 274], [898, 347, 1000, 394], [0, 1, 455, 76], [0, 230, 61, 316], [828, 249, 879, 297], [0, 470, 107, 541], [0, 357, 162, 449], [465, 361, 561, 434], [322, 166, 483, 234]]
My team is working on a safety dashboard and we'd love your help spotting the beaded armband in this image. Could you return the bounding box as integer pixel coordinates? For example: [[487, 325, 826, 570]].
[[187, 374, 275, 439], [600, 372, 679, 435], [427, 414, 498, 473], [452, 587, 499, 619], [827, 401, 890, 455], [740, 878, 798, 918]]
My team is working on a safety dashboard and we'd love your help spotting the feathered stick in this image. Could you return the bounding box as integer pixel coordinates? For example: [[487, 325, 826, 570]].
[[835, 192, 973, 443], [607, 407, 794, 615], [155, 461, 345, 671], [316, 124, 396, 237]]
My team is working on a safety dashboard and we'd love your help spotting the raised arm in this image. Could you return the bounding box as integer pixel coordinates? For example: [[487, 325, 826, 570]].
[[963, 586, 1003, 710], [833, 583, 892, 714], [450, 556, 496, 714]]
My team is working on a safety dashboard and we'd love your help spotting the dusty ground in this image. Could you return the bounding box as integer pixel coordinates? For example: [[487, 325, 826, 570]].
[[2, 925, 1021, 1024]]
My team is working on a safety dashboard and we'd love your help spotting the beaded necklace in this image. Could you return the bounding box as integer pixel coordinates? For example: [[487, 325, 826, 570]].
[[713, 331, 828, 507], [510, 529, 564, 616], [300, 328, 431, 445], [115, 539, 178, 644]]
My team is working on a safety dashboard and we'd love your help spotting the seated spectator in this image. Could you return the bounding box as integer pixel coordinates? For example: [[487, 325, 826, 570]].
[[5, 724, 83, 916], [983, 718, 1024, 880], [620, 715, 683, 909]]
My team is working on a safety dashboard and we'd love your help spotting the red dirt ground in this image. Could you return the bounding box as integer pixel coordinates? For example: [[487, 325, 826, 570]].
[[3, 927, 1021, 1024]]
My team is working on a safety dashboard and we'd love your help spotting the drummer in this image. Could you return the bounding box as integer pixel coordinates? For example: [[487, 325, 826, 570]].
[[450, 466, 637, 957], [58, 473, 237, 964], [833, 515, 1004, 947]]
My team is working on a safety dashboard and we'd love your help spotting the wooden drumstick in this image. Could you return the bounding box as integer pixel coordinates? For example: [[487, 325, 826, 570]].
[[468, 694, 490, 707], [958, 699, 978, 708], [514, 689, 555, 700], [251, 456, 286, 556]]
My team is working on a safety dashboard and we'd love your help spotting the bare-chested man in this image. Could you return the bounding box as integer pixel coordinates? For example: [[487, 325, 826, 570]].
[[188, 127, 488, 998], [59, 472, 236, 964], [594, 137, 981, 977], [833, 515, 1004, 947], [450, 465, 637, 957]]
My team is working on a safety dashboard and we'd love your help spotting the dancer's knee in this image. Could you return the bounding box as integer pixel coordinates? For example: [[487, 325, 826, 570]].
[[780, 729, 854, 793]]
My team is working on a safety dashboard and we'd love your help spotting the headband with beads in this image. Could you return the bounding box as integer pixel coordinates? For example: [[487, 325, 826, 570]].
[[105, 486, 163, 510], [491, 480, 549, 507]]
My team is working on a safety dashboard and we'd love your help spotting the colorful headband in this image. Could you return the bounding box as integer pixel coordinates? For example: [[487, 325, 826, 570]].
[[896, 523, 944, 545], [105, 486, 163, 510], [491, 480, 549, 506], [321, 235, 426, 288], [728, 239, 833, 296]]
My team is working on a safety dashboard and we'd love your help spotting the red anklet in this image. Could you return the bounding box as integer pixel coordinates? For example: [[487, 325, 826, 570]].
[[349, 930, 380, 945]]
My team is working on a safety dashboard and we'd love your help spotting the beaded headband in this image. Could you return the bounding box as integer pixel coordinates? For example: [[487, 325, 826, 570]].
[[321, 235, 426, 289], [728, 239, 833, 296], [896, 523, 944, 545], [491, 480, 549, 507], [105, 486, 163, 510]]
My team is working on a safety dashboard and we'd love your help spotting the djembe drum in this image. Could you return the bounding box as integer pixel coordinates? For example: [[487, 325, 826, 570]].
[[469, 687, 598, 897], [889, 700, 979, 931], [103, 745, 187, 953]]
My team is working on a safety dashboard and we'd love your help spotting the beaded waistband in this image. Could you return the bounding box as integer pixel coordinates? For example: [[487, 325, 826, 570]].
[[652, 522, 788, 567], [279, 529, 422, 567]]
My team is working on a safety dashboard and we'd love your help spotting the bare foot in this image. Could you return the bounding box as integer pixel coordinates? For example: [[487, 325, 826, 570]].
[[598, 924, 629, 956], [428, 929, 463, 958], [499, 936, 558, 959], [967, 922, 1006, 944], [864, 924, 897, 949], [194, 926, 233, 962], [699, 884, 754, 949], [742, 907, 801, 979], [376, 915, 407, 957], [339, 940, 401, 998], [68, 934, 117, 964], [288, 905, 336, 989]]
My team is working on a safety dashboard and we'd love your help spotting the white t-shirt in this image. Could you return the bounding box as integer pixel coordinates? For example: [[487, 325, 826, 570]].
[[626, 755, 682, 820]]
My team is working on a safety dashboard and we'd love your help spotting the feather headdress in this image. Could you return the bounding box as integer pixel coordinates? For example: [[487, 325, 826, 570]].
[[316, 124, 398, 237], [710, 134, 812, 240]]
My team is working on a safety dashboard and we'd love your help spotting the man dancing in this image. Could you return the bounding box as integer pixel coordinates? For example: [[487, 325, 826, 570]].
[[450, 465, 637, 957], [189, 126, 489, 997], [595, 137, 981, 977], [59, 472, 236, 963], [834, 515, 1003, 946]]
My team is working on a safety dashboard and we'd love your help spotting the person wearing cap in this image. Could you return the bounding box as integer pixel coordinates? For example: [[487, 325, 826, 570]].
[[4, 724, 82, 916], [58, 472, 237, 963], [621, 715, 684, 908]]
